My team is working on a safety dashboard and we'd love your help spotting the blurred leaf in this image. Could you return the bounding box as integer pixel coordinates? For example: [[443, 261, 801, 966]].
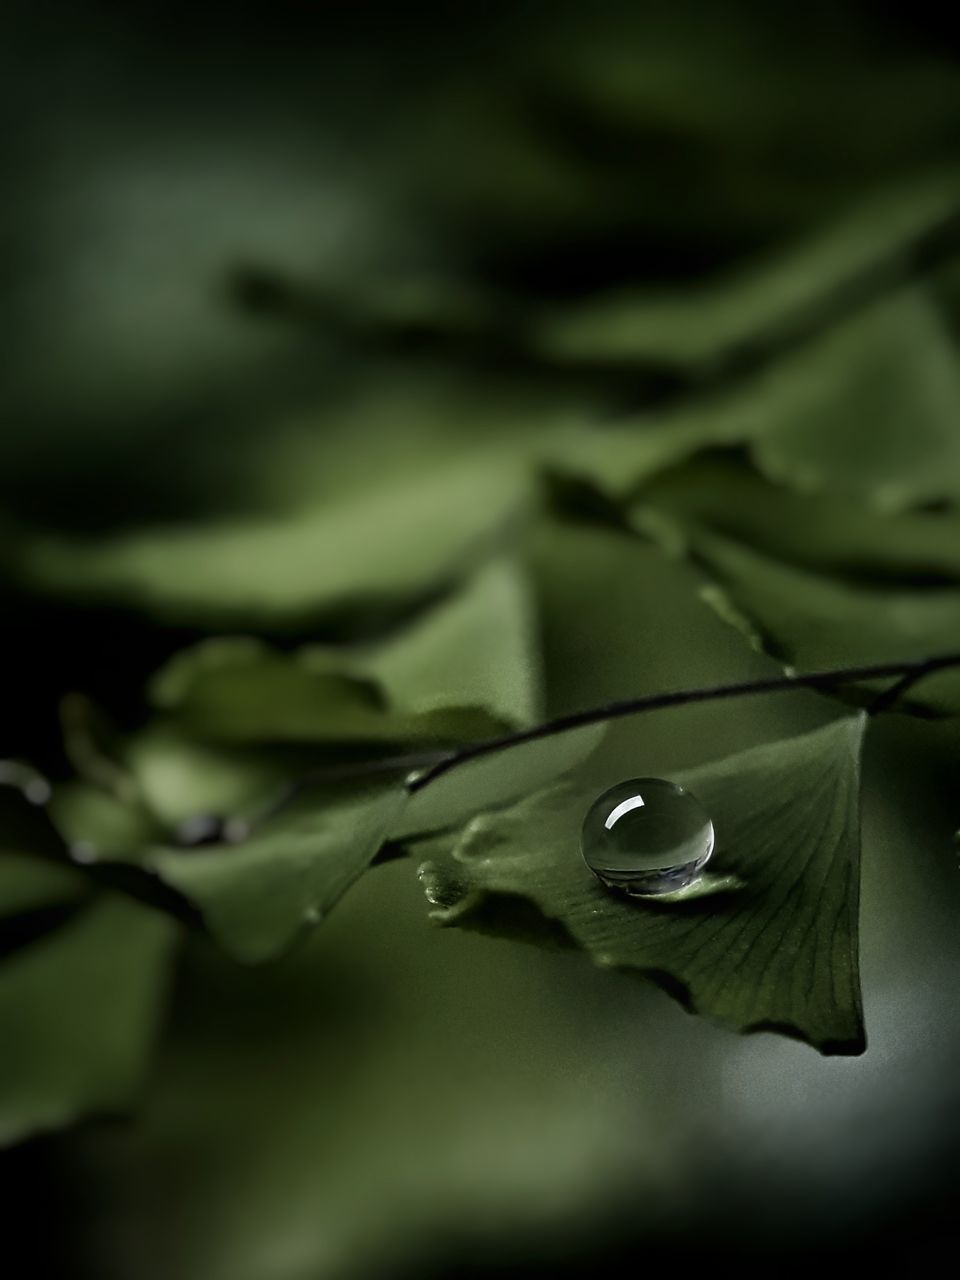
[[644, 524, 960, 712], [0, 770, 99, 970], [55, 854, 710, 1280], [0, 767, 90, 918], [0, 895, 176, 1146], [153, 646, 390, 743], [635, 453, 960, 583], [48, 782, 165, 860], [525, 516, 827, 754], [124, 730, 294, 831], [421, 716, 867, 1055], [84, 559, 546, 877], [0, 850, 86, 919], [749, 290, 960, 509], [16, 453, 535, 629], [539, 409, 746, 499], [362, 557, 542, 728], [409, 5, 960, 293], [542, 288, 960, 508], [59, 693, 139, 801], [145, 782, 408, 962], [0, 766, 62, 857], [150, 559, 541, 744], [530, 172, 960, 371]]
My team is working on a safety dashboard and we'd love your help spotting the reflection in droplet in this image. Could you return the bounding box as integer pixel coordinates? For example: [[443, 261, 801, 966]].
[[581, 778, 715, 899]]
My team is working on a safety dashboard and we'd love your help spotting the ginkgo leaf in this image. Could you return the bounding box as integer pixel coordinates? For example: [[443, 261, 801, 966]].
[[78, 722, 607, 941], [148, 559, 541, 745], [641, 523, 960, 713], [48, 782, 166, 860], [152, 644, 415, 744], [362, 558, 541, 729], [44, 561, 540, 864], [530, 171, 960, 371], [0, 851, 86, 920], [420, 716, 867, 1055], [16, 453, 534, 629], [0, 895, 176, 1147], [0, 769, 92, 935], [635, 453, 960, 584], [145, 782, 408, 963], [540, 288, 960, 510], [748, 290, 960, 509], [124, 729, 296, 832], [538, 408, 747, 499]]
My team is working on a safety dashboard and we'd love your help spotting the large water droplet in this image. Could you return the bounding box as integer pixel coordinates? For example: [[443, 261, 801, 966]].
[[581, 778, 714, 898]]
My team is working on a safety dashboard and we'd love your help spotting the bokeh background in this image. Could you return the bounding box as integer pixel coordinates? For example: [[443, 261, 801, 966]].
[[3, 2, 960, 1275]]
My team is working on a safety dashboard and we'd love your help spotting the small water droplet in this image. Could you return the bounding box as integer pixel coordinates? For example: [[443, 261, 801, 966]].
[[304, 904, 322, 925], [581, 778, 714, 899], [70, 840, 98, 864]]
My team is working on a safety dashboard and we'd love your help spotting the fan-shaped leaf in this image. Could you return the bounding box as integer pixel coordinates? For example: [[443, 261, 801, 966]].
[[421, 716, 867, 1054]]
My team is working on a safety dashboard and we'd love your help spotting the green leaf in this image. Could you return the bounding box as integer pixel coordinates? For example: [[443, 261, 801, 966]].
[[47, 782, 166, 860], [0, 768, 90, 919], [421, 716, 867, 1055], [539, 409, 747, 500], [124, 730, 294, 832], [748, 290, 960, 510], [0, 896, 176, 1146], [0, 851, 86, 919], [635, 453, 960, 584], [530, 171, 960, 371], [153, 646, 392, 742], [149, 559, 541, 745], [362, 558, 541, 729], [644, 524, 960, 713], [16, 452, 534, 629], [146, 782, 408, 962], [541, 288, 960, 510], [527, 517, 822, 770]]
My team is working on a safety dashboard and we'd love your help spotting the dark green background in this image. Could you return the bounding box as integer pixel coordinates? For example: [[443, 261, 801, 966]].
[[2, 3, 960, 1275]]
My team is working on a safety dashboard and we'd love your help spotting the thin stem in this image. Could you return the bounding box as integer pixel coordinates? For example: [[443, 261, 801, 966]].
[[407, 654, 960, 793], [867, 653, 960, 715], [15, 654, 957, 920], [228, 652, 960, 835], [244, 748, 455, 831]]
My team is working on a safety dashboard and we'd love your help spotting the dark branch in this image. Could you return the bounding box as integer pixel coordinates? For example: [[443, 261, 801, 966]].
[[148, 651, 960, 839], [867, 653, 960, 715], [407, 653, 960, 793], [16, 654, 957, 925]]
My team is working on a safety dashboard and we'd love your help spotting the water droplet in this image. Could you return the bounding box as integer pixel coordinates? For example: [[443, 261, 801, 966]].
[[581, 778, 714, 898]]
